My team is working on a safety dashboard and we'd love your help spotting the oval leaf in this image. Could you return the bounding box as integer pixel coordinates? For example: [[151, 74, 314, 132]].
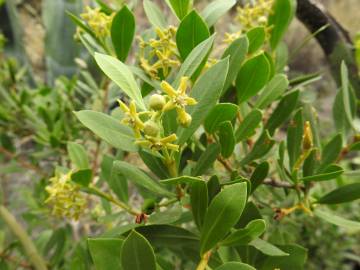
[[317, 183, 360, 205], [204, 103, 238, 134]]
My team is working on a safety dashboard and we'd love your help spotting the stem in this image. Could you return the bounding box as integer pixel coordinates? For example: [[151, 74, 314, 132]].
[[0, 205, 47, 270], [196, 251, 212, 270]]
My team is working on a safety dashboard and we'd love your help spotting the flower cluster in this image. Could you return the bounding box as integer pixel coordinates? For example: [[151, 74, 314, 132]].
[[80, 6, 114, 38], [138, 27, 180, 79], [118, 77, 196, 154], [45, 171, 86, 220], [236, 0, 274, 31]]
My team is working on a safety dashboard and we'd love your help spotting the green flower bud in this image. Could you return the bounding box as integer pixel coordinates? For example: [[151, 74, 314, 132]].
[[143, 120, 159, 137], [149, 94, 166, 111]]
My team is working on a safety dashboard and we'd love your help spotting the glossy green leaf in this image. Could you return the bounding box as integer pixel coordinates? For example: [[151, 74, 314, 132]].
[[177, 58, 229, 144], [235, 109, 262, 142], [111, 6, 135, 62], [94, 53, 146, 110], [200, 182, 247, 254], [207, 175, 221, 204], [113, 161, 175, 197], [250, 238, 288, 256], [71, 169, 92, 187], [265, 90, 299, 135], [192, 144, 221, 176], [317, 134, 343, 173], [143, 0, 167, 29], [254, 74, 289, 109], [139, 150, 169, 179], [287, 108, 304, 169], [160, 176, 203, 185], [317, 183, 360, 205], [268, 0, 296, 50], [190, 180, 208, 229], [202, 0, 236, 27], [221, 36, 249, 93], [221, 219, 266, 246], [75, 110, 137, 152], [88, 238, 123, 270], [236, 202, 262, 228], [250, 161, 269, 194], [67, 142, 89, 169], [314, 209, 360, 232], [218, 121, 235, 158], [302, 148, 318, 178], [246, 27, 265, 54], [236, 53, 270, 103], [176, 10, 210, 60], [165, 0, 191, 20], [300, 164, 344, 182], [216, 262, 255, 270], [204, 103, 238, 134], [121, 231, 156, 270]]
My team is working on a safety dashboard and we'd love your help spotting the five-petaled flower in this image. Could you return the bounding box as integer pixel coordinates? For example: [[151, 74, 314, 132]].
[[136, 134, 179, 152], [118, 100, 145, 138]]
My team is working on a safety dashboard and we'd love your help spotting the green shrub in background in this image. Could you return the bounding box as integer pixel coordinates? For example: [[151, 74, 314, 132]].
[[0, 0, 360, 269]]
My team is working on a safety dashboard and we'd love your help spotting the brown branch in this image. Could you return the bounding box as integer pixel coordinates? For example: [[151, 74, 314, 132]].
[[263, 178, 304, 190]]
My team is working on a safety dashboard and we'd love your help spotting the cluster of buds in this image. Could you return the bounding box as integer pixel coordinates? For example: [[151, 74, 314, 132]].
[[118, 77, 197, 154], [45, 171, 86, 220], [236, 0, 274, 32], [138, 26, 180, 79], [80, 6, 114, 38]]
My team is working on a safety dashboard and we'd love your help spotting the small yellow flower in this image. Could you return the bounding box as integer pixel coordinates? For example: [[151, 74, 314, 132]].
[[136, 133, 179, 152], [45, 171, 86, 220], [223, 31, 242, 44], [80, 6, 113, 38], [160, 77, 197, 111], [118, 100, 145, 138], [236, 0, 273, 32]]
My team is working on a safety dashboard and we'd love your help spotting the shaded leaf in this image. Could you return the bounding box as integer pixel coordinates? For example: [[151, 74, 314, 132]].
[[204, 103, 238, 134]]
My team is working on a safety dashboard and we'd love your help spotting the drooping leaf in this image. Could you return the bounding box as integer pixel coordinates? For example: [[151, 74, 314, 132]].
[[317, 183, 360, 205], [75, 110, 137, 152], [218, 121, 236, 158], [121, 231, 156, 270], [88, 238, 123, 270], [67, 142, 89, 169], [200, 182, 247, 254], [204, 103, 238, 134], [190, 180, 208, 229], [111, 6, 135, 62], [94, 53, 146, 110], [235, 109, 262, 142], [236, 53, 270, 103], [201, 0, 236, 27], [143, 0, 167, 29]]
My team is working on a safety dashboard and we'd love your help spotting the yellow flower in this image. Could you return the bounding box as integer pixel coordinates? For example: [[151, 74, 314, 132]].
[[118, 100, 145, 138], [223, 31, 242, 44], [45, 171, 86, 220], [136, 133, 179, 152], [236, 0, 273, 31], [80, 6, 113, 38]]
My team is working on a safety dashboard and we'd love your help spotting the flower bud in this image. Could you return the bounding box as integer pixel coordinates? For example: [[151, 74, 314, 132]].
[[143, 120, 159, 137], [149, 94, 166, 111], [302, 121, 313, 150], [177, 111, 192, 128]]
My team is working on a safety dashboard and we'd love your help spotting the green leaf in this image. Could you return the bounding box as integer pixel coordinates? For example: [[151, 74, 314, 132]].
[[204, 103, 238, 134], [240, 131, 275, 166], [121, 231, 156, 270], [192, 144, 221, 176], [246, 27, 266, 54], [236, 53, 270, 104], [221, 219, 266, 247], [236, 202, 262, 228], [176, 10, 210, 60], [300, 164, 343, 182], [139, 150, 169, 179], [340, 61, 355, 129], [268, 0, 296, 50], [207, 175, 221, 204], [75, 110, 137, 152], [317, 183, 360, 205], [201, 0, 236, 27], [221, 36, 249, 93], [71, 169, 92, 187], [218, 121, 236, 158], [250, 238, 288, 256], [160, 176, 203, 185], [67, 142, 89, 169], [165, 0, 191, 20], [314, 209, 360, 232], [94, 53, 146, 110], [190, 181, 208, 229], [302, 148, 318, 177], [88, 238, 123, 270], [174, 35, 215, 86], [317, 134, 343, 173], [177, 58, 229, 144], [200, 182, 247, 255], [109, 163, 129, 202], [265, 90, 299, 135], [143, 0, 167, 29], [113, 161, 175, 197], [250, 162, 269, 194], [216, 262, 256, 270], [235, 109, 262, 142], [111, 6, 135, 62], [254, 74, 289, 109], [287, 109, 304, 169]]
